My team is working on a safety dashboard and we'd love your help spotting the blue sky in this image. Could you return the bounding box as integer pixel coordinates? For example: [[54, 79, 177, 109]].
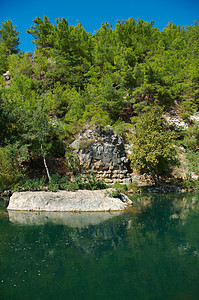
[[1, 0, 199, 53]]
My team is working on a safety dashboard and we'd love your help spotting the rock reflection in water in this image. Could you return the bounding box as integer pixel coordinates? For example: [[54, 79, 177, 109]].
[[68, 215, 132, 255], [1, 193, 199, 300], [7, 210, 134, 258], [8, 210, 123, 228]]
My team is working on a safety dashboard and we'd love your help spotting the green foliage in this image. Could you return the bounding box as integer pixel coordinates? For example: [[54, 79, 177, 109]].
[[13, 176, 47, 192], [0, 19, 20, 73], [47, 174, 62, 191], [127, 181, 141, 193], [128, 105, 178, 183], [186, 150, 199, 173], [177, 121, 199, 190], [1, 17, 199, 189], [84, 75, 124, 121], [13, 174, 70, 192], [113, 118, 131, 139], [65, 148, 81, 175], [27, 17, 92, 90], [12, 172, 107, 192], [0, 147, 15, 191], [106, 189, 122, 199], [8, 52, 33, 78], [27, 16, 55, 51], [0, 41, 10, 73], [0, 143, 28, 191], [180, 173, 197, 190], [0, 19, 20, 54], [183, 122, 199, 151], [82, 104, 111, 126], [74, 171, 107, 190], [111, 182, 128, 193]]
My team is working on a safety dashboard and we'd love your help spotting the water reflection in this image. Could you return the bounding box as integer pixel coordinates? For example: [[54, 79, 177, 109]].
[[134, 194, 177, 235], [8, 211, 123, 227], [7, 210, 136, 258], [1, 193, 199, 300]]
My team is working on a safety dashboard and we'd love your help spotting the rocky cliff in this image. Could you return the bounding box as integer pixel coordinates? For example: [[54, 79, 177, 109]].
[[70, 125, 132, 184]]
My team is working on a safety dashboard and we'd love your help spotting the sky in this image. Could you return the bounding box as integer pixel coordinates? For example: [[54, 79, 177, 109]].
[[0, 0, 199, 53]]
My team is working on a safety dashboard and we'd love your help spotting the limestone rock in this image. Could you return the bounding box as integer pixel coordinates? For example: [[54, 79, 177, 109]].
[[70, 125, 132, 184], [7, 189, 132, 212], [163, 111, 189, 130], [3, 71, 11, 84]]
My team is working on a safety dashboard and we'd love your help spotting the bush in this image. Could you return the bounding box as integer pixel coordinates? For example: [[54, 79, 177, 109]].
[[65, 148, 81, 175], [186, 150, 199, 175], [128, 105, 178, 184], [127, 181, 141, 193], [0, 144, 28, 191], [0, 147, 15, 191], [47, 174, 61, 191], [181, 174, 196, 190], [74, 171, 107, 190], [183, 121, 199, 151], [106, 189, 123, 200], [112, 182, 128, 193], [12, 172, 108, 192], [13, 176, 47, 192]]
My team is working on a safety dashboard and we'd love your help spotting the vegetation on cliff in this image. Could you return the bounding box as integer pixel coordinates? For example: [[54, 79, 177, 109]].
[[0, 17, 199, 191], [128, 105, 178, 184]]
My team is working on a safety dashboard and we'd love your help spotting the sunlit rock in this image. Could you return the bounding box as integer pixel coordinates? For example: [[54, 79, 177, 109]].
[[70, 125, 132, 184], [7, 189, 132, 212]]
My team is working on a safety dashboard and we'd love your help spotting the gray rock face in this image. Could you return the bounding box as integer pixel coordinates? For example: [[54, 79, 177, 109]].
[[7, 189, 132, 212], [70, 125, 132, 184]]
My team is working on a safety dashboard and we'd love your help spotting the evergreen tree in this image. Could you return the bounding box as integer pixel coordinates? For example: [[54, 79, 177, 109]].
[[128, 105, 178, 184], [0, 19, 20, 54], [0, 19, 20, 73]]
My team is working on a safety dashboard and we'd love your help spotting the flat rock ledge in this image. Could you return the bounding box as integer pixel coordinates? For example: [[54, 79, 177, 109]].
[[7, 189, 132, 212]]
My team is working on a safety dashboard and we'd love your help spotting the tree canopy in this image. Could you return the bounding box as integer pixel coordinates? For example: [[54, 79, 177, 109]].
[[0, 19, 20, 73], [0, 17, 199, 190]]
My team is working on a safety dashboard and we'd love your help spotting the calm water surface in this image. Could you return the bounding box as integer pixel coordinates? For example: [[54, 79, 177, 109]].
[[0, 193, 199, 300]]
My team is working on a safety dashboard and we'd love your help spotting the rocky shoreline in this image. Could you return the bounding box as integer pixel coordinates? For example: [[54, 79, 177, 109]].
[[7, 189, 132, 212], [141, 184, 188, 194]]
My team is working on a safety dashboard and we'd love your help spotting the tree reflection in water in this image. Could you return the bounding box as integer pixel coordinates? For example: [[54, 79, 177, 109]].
[[0, 193, 199, 300]]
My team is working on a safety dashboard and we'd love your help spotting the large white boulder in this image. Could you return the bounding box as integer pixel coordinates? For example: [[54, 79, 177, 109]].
[[7, 189, 132, 212]]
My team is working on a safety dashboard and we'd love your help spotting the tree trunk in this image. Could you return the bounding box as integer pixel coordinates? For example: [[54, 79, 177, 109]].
[[152, 173, 161, 186], [152, 174, 157, 185], [41, 143, 51, 182], [157, 174, 161, 185]]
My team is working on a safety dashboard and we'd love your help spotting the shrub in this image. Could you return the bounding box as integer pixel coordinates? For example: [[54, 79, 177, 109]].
[[65, 147, 81, 175], [12, 172, 108, 192], [74, 171, 107, 190], [0, 144, 28, 191], [181, 173, 196, 190], [112, 182, 128, 193], [127, 181, 141, 193], [13, 176, 47, 192], [186, 150, 199, 175], [0, 147, 15, 191], [128, 105, 178, 184], [78, 138, 94, 150]]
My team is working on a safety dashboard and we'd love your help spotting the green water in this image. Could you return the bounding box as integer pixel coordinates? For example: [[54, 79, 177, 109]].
[[1, 193, 199, 300]]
